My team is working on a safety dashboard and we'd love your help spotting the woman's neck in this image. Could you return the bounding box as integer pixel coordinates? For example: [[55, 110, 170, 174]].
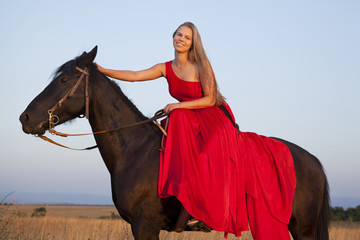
[[174, 51, 189, 68]]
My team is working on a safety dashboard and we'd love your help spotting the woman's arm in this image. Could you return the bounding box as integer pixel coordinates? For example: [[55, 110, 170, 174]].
[[164, 96, 216, 113], [96, 63, 165, 82], [164, 66, 217, 112]]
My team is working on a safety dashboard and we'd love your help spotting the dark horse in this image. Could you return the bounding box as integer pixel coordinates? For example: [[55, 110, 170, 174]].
[[20, 47, 330, 240]]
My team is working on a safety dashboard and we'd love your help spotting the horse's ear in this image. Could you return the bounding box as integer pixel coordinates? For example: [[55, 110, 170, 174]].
[[78, 46, 98, 67], [87, 46, 98, 63]]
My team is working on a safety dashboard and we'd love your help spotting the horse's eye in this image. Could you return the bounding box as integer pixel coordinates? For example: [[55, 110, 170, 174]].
[[60, 77, 67, 83]]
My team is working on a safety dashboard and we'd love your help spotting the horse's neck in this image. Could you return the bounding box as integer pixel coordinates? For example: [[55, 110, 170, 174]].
[[88, 73, 158, 173], [90, 76, 145, 130]]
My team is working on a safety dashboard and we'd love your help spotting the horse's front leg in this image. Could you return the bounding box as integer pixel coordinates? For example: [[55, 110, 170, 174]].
[[131, 206, 162, 240]]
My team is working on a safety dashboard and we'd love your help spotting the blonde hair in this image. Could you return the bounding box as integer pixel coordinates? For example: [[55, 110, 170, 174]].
[[173, 22, 225, 105]]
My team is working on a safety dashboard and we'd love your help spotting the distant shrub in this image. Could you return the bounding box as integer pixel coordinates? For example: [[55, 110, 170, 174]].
[[99, 212, 122, 220], [31, 207, 47, 217], [111, 212, 121, 219], [331, 205, 360, 222]]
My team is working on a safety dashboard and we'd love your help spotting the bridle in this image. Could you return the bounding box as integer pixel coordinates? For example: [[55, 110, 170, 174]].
[[48, 66, 90, 134], [39, 66, 168, 150]]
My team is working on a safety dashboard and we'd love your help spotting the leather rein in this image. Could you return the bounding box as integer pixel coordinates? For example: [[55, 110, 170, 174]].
[[38, 66, 168, 150]]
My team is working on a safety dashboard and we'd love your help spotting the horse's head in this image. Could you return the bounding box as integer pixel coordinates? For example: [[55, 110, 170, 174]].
[[20, 46, 98, 135]]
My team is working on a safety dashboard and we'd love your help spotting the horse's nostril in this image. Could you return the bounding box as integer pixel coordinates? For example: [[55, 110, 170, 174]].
[[20, 112, 29, 123]]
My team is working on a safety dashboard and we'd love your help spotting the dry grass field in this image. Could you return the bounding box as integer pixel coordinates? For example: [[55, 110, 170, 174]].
[[1, 205, 359, 240]]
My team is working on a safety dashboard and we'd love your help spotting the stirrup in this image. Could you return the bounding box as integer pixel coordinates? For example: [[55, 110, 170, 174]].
[[188, 221, 212, 232], [187, 218, 199, 227]]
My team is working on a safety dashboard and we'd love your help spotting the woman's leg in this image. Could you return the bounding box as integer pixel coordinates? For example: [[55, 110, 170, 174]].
[[173, 206, 191, 232]]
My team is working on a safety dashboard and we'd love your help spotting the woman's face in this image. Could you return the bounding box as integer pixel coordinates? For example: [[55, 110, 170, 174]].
[[173, 26, 193, 53]]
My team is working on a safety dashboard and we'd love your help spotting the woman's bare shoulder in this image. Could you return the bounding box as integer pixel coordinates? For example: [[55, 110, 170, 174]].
[[153, 62, 166, 77]]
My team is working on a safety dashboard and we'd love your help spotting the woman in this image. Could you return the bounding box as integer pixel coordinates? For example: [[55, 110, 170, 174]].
[[97, 22, 296, 240]]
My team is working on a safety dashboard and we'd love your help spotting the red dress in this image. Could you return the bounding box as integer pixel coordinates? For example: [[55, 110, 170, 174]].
[[158, 61, 296, 238]]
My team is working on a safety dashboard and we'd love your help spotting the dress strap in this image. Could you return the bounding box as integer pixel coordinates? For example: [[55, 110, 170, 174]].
[[165, 61, 172, 80]]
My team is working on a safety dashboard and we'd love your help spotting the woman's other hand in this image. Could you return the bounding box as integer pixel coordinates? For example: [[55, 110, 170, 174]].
[[164, 103, 182, 113]]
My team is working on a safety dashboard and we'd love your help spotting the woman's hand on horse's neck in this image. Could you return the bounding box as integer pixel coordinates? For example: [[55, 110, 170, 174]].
[[96, 63, 165, 82]]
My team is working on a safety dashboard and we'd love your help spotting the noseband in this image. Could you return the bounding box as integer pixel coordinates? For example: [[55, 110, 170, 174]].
[[48, 66, 90, 134]]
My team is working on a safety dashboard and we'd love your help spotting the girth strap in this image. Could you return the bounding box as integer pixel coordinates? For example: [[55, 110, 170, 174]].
[[218, 104, 240, 134]]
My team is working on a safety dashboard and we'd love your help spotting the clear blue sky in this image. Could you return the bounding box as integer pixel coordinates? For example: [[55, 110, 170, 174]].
[[1, 0, 359, 204]]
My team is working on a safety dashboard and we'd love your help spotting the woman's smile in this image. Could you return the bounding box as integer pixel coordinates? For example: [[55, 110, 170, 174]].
[[176, 41, 185, 47]]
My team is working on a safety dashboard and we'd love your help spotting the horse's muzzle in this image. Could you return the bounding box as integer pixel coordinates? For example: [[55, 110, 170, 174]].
[[19, 111, 47, 135]]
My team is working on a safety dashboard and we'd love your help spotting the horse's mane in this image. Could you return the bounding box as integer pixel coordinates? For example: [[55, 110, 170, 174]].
[[50, 54, 149, 122], [89, 64, 149, 121], [51, 59, 76, 81]]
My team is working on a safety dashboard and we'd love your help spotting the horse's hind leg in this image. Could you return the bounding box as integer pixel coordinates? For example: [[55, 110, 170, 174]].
[[288, 179, 326, 240], [289, 211, 317, 240]]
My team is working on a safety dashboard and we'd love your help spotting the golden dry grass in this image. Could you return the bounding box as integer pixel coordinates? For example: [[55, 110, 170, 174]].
[[1, 216, 252, 240], [1, 205, 118, 218], [1, 205, 359, 240], [329, 222, 360, 240]]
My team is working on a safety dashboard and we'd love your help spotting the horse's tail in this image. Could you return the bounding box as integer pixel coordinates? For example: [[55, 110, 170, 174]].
[[316, 175, 330, 240]]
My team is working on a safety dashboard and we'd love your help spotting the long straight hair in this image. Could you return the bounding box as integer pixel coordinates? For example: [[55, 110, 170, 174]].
[[173, 22, 225, 105]]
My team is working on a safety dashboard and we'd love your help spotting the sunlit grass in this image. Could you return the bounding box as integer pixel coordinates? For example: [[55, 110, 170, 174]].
[[1, 205, 359, 240]]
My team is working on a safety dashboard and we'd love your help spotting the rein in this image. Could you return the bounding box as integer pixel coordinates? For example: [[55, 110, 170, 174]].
[[39, 66, 168, 151]]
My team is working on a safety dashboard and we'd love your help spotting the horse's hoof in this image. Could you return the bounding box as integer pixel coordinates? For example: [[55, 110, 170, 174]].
[[173, 227, 184, 233]]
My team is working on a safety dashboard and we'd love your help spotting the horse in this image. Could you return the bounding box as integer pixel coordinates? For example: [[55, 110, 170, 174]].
[[19, 46, 330, 240]]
